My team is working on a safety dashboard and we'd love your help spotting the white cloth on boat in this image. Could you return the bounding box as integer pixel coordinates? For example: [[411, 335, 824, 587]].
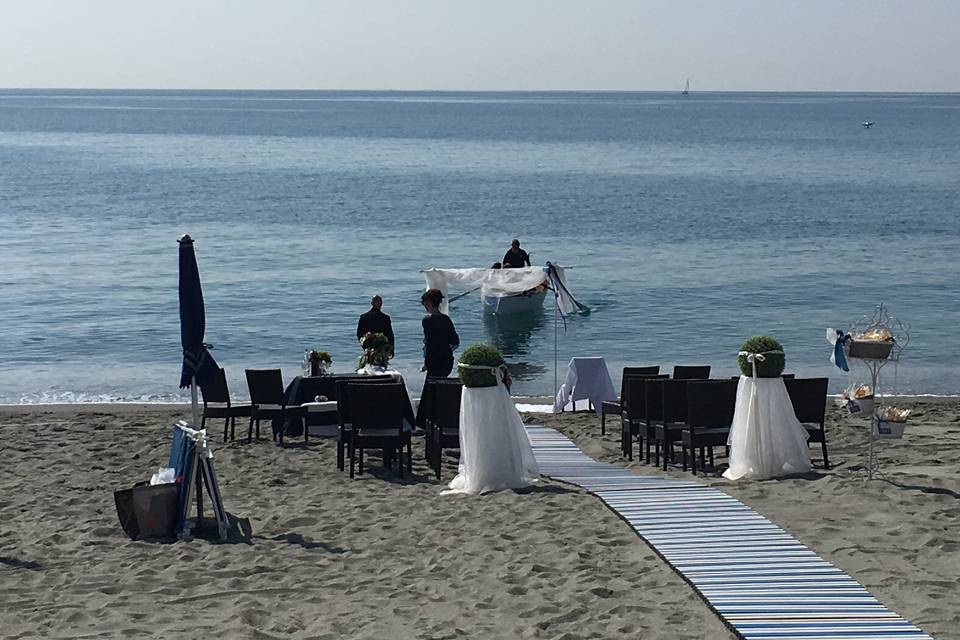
[[553, 356, 617, 414], [444, 385, 540, 495], [424, 268, 549, 314], [723, 375, 812, 481]]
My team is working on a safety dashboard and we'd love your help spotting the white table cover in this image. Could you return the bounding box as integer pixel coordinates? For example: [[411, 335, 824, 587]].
[[355, 366, 401, 379], [553, 356, 617, 414], [445, 385, 540, 495], [723, 375, 812, 481]]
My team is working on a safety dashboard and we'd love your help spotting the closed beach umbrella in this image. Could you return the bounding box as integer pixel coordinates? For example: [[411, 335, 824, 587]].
[[178, 234, 219, 426]]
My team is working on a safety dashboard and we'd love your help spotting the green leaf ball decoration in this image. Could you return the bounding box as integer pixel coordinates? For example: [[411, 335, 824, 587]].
[[738, 335, 786, 378], [458, 343, 505, 388]]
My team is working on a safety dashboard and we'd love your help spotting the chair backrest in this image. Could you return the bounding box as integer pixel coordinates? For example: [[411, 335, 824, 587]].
[[336, 376, 396, 423], [644, 377, 670, 422], [201, 368, 231, 405], [322, 373, 392, 401], [619, 366, 661, 403], [661, 379, 690, 424], [430, 380, 463, 430], [686, 380, 738, 429], [245, 369, 285, 406], [623, 374, 668, 421], [673, 365, 712, 380], [784, 377, 828, 425], [346, 382, 406, 432], [623, 366, 660, 376]]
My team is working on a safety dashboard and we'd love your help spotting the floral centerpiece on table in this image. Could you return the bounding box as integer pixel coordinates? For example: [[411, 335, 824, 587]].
[[306, 350, 332, 376], [458, 343, 512, 389], [737, 335, 786, 378], [357, 332, 392, 370]]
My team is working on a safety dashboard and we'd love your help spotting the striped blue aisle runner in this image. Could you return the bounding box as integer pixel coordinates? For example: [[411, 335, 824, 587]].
[[525, 425, 934, 640]]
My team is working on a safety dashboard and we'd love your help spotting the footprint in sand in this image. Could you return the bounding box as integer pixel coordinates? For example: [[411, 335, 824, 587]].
[[281, 516, 318, 528]]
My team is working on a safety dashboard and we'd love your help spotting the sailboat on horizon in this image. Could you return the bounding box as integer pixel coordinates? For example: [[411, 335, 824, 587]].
[[681, 78, 690, 96]]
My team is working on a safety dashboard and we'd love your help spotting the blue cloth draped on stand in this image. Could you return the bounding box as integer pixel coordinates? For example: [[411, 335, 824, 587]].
[[828, 328, 851, 372], [168, 425, 197, 532]]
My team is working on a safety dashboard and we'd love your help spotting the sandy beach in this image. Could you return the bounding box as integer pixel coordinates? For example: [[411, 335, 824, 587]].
[[1, 399, 957, 639]]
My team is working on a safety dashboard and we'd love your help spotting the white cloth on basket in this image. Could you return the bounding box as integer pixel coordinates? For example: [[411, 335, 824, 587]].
[[723, 375, 812, 481], [445, 385, 540, 495], [553, 356, 617, 414]]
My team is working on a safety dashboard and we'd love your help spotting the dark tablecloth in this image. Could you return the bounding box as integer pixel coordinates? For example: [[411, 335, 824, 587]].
[[281, 374, 415, 436]]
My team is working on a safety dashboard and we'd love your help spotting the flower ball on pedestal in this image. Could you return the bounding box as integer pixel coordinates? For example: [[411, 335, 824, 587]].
[[458, 343, 509, 388], [737, 335, 785, 378]]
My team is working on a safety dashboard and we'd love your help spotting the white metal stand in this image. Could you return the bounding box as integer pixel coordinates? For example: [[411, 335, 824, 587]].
[[845, 303, 909, 481], [854, 357, 885, 481]]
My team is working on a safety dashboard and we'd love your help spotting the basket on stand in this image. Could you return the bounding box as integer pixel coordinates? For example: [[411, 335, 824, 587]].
[[846, 394, 874, 416], [846, 339, 894, 360], [874, 417, 907, 439]]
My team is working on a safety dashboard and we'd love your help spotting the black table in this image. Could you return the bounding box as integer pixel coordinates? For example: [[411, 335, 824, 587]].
[[281, 374, 416, 436]]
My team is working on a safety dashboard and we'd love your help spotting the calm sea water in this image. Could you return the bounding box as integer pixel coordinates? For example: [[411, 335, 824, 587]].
[[1, 89, 958, 403]]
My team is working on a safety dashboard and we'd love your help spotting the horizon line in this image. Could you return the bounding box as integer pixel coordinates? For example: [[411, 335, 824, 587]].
[[1, 86, 959, 95]]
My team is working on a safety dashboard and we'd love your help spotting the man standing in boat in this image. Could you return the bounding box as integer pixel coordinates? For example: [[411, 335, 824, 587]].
[[356, 295, 395, 356], [502, 239, 531, 268]]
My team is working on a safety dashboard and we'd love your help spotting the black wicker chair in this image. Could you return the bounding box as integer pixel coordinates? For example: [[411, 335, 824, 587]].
[[651, 379, 689, 468], [335, 376, 395, 471], [784, 377, 830, 468], [200, 368, 252, 442], [682, 380, 737, 475], [345, 382, 410, 479], [600, 366, 660, 435], [620, 374, 669, 460], [425, 379, 463, 479], [245, 369, 307, 445]]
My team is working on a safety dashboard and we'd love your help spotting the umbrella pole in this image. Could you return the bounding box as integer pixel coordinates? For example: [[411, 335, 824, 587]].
[[190, 378, 201, 428], [554, 296, 559, 405]]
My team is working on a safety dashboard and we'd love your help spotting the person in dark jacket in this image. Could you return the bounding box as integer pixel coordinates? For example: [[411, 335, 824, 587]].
[[502, 239, 530, 268], [357, 295, 395, 356], [420, 289, 460, 378]]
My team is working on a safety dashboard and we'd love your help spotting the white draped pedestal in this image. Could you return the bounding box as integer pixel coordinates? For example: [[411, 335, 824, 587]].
[[553, 356, 617, 414], [723, 375, 812, 481], [445, 385, 540, 495]]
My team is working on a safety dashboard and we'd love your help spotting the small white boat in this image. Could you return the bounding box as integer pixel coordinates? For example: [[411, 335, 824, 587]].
[[422, 263, 588, 317], [862, 121, 875, 129], [483, 288, 548, 315]]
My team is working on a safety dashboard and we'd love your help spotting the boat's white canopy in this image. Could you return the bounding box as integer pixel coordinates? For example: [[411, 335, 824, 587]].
[[423, 265, 586, 316]]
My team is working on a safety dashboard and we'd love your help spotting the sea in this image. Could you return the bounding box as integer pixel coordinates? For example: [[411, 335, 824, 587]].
[[1, 89, 958, 404]]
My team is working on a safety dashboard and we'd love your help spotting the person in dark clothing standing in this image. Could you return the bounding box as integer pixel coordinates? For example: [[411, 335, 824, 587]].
[[502, 239, 530, 268], [357, 295, 395, 356], [420, 289, 460, 378]]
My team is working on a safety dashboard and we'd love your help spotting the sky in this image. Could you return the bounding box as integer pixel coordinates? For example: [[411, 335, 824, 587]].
[[1, 0, 958, 92]]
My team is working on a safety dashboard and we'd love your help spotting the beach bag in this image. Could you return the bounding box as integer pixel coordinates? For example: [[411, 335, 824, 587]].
[[114, 481, 179, 540]]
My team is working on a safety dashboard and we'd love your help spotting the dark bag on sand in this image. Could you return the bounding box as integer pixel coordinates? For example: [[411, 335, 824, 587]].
[[114, 482, 179, 540]]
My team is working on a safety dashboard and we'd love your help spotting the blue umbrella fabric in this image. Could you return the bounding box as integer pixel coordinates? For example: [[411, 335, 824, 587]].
[[178, 234, 219, 389]]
